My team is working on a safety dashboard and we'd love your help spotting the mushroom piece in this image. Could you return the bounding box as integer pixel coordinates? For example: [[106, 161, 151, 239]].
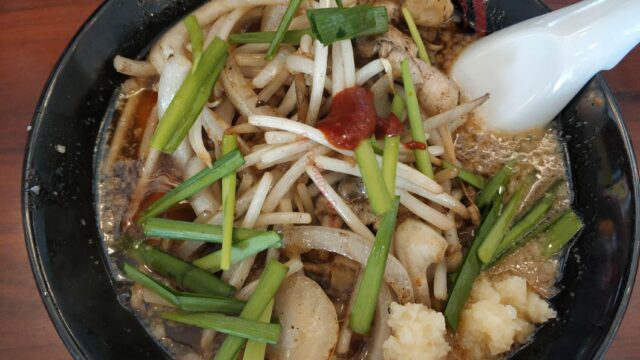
[[404, 0, 454, 27], [394, 218, 448, 306], [355, 25, 459, 116], [270, 274, 339, 360]]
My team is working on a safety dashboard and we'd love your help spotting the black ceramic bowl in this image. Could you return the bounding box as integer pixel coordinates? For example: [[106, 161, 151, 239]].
[[22, 0, 640, 359]]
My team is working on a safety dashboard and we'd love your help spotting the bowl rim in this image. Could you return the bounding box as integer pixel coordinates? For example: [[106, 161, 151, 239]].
[[21, 1, 640, 359], [21, 2, 111, 358]]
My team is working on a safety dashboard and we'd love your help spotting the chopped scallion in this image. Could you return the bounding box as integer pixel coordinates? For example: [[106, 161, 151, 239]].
[[477, 174, 536, 264], [349, 197, 400, 334], [183, 15, 204, 71], [162, 311, 281, 343], [123, 263, 246, 314], [266, 0, 304, 60], [163, 57, 227, 152], [444, 193, 503, 329], [242, 300, 275, 360], [401, 58, 433, 178], [221, 134, 238, 270], [382, 136, 400, 196], [494, 181, 561, 257], [192, 232, 283, 272], [142, 218, 264, 243], [306, 5, 388, 45], [214, 260, 289, 360], [123, 263, 179, 306], [541, 210, 583, 256], [476, 163, 512, 212], [401, 6, 430, 64], [150, 37, 228, 153], [390, 93, 405, 120], [129, 241, 235, 297], [442, 160, 485, 189], [355, 140, 392, 215], [137, 149, 244, 223]]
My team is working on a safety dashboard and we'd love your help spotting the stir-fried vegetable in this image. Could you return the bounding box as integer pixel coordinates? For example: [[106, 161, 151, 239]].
[[193, 232, 283, 272], [242, 300, 275, 360], [151, 37, 228, 153], [123, 263, 245, 314], [442, 160, 485, 189], [229, 29, 313, 45], [266, 0, 304, 60], [214, 260, 288, 360], [541, 210, 584, 256], [164, 57, 227, 152], [162, 311, 281, 343], [142, 218, 264, 243], [444, 193, 503, 329], [495, 180, 561, 256], [129, 241, 235, 297], [401, 59, 433, 178], [381, 94, 404, 195], [401, 6, 430, 64], [138, 149, 244, 222], [477, 173, 536, 264], [306, 5, 388, 46], [355, 140, 392, 215], [349, 197, 400, 334], [183, 15, 204, 71], [221, 134, 238, 270], [476, 163, 512, 212]]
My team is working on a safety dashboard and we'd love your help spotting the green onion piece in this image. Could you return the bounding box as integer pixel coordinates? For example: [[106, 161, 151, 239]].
[[228, 29, 313, 45], [242, 300, 275, 360], [184, 15, 204, 71], [401, 6, 430, 64], [349, 197, 400, 334], [138, 149, 244, 223], [306, 5, 388, 45], [142, 218, 264, 243], [161, 311, 281, 344], [355, 140, 392, 215], [130, 241, 235, 297], [151, 37, 228, 152], [444, 193, 503, 329], [442, 160, 485, 189], [370, 137, 384, 155], [335, 0, 344, 7], [495, 181, 562, 256], [221, 134, 238, 270], [163, 56, 227, 152], [477, 174, 536, 264], [476, 163, 512, 212], [176, 295, 246, 314], [193, 232, 283, 272], [214, 260, 289, 360], [123, 263, 246, 314], [266, 0, 304, 60], [122, 263, 179, 306], [382, 136, 400, 196], [390, 93, 405, 120], [541, 210, 584, 256], [401, 58, 433, 178]]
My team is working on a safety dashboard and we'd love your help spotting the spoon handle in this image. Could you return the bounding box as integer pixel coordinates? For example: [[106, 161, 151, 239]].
[[545, 0, 640, 73]]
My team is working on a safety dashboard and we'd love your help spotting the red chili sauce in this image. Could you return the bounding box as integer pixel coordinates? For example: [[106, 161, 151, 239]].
[[316, 87, 404, 150], [403, 141, 427, 150]]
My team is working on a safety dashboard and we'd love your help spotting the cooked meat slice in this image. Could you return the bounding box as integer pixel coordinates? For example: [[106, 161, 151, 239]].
[[356, 25, 459, 115]]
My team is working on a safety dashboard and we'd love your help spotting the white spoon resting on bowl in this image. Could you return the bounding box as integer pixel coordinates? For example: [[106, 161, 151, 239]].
[[451, 0, 640, 132]]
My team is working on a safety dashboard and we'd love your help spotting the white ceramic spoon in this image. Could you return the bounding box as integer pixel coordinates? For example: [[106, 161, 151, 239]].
[[451, 0, 640, 132]]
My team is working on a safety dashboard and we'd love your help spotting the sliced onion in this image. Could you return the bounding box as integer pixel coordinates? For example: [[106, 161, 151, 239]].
[[282, 226, 414, 303]]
